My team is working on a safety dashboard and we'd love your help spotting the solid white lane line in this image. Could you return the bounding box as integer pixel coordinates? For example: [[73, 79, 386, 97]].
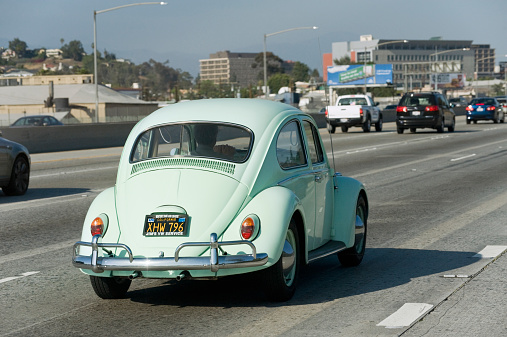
[[450, 154, 476, 161], [0, 271, 40, 284], [472, 245, 507, 258], [377, 303, 433, 328]]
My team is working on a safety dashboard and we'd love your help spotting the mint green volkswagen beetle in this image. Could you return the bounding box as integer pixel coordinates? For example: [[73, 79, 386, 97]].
[[73, 98, 368, 301]]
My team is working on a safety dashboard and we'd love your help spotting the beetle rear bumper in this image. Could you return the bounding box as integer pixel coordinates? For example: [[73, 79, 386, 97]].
[[72, 233, 268, 274]]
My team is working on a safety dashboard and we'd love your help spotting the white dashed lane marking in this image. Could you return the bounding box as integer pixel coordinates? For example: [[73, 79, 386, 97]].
[[0, 271, 40, 284], [377, 303, 433, 329]]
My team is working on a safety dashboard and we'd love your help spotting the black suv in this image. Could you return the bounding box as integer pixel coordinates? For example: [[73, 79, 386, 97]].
[[396, 92, 455, 134]]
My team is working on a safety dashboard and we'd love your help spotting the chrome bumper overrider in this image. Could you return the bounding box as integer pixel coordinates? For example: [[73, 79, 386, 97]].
[[72, 233, 268, 273]]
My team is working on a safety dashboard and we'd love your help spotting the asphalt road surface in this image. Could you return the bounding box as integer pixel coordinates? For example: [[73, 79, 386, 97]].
[[1, 116, 506, 336]]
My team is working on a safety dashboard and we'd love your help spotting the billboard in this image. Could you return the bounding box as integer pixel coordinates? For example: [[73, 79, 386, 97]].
[[327, 64, 393, 87], [430, 73, 466, 89]]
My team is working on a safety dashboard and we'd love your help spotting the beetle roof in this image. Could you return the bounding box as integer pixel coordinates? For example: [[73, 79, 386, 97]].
[[132, 98, 304, 134]]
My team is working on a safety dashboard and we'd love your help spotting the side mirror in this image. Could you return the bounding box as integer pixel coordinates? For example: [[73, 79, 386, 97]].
[[375, 102, 379, 106]]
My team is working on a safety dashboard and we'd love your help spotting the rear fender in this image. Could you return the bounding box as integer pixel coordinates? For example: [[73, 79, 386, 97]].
[[221, 185, 303, 268], [331, 175, 367, 247]]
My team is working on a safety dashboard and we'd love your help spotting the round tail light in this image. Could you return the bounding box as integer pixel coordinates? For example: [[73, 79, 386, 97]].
[[91, 217, 104, 236], [240, 215, 260, 240]]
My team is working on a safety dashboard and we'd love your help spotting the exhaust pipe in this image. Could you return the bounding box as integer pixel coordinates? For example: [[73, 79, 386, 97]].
[[128, 271, 142, 280], [176, 271, 190, 281]]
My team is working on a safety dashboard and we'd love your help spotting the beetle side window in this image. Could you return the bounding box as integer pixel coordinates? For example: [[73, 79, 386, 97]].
[[303, 121, 324, 164], [276, 121, 307, 169]]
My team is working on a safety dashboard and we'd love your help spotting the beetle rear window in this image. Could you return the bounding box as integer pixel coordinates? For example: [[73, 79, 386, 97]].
[[131, 123, 253, 163]]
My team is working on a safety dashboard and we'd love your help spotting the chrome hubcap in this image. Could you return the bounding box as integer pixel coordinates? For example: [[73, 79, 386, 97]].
[[282, 229, 296, 286]]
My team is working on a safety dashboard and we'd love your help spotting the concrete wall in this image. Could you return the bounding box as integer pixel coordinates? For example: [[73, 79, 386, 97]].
[[0, 122, 137, 153]]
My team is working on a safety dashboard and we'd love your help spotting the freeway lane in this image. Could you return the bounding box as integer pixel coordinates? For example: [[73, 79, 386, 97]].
[[1, 116, 506, 336]]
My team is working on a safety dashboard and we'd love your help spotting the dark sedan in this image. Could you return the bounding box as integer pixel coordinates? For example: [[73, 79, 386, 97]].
[[0, 132, 30, 196], [11, 115, 63, 127], [466, 98, 505, 124]]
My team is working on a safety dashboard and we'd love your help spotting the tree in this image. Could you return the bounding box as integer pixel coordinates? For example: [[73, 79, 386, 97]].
[[9, 38, 27, 58], [252, 52, 284, 80], [291, 61, 311, 82], [61, 40, 85, 61], [334, 55, 357, 65], [268, 73, 291, 94], [491, 83, 504, 96]]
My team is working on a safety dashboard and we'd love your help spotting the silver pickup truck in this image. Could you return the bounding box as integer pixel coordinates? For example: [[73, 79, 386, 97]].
[[325, 94, 382, 133]]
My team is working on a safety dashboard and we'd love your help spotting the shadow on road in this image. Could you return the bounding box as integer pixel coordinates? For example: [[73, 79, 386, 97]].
[[126, 247, 478, 307]]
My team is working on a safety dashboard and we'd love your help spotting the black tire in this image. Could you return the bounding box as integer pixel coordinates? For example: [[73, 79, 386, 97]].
[[410, 128, 417, 133], [2, 156, 30, 196], [261, 219, 299, 302], [362, 117, 371, 133], [397, 127, 404, 134], [375, 117, 383, 132], [90, 275, 131, 299], [327, 123, 336, 134], [436, 118, 445, 133], [448, 118, 455, 132], [466, 119, 471, 125], [338, 195, 367, 267], [341, 125, 348, 133], [473, 120, 477, 124]]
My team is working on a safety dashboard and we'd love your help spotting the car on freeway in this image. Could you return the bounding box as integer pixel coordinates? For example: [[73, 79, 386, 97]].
[[465, 97, 505, 124], [449, 97, 468, 107], [396, 92, 455, 134], [494, 96, 507, 111], [0, 131, 30, 196], [11, 115, 63, 127], [72, 98, 368, 302]]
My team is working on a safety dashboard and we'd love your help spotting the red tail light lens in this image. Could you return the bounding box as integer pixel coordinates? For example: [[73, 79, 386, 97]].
[[91, 217, 104, 236], [396, 106, 407, 113], [240, 215, 260, 240], [486, 106, 496, 111], [425, 105, 439, 112], [359, 108, 363, 117], [466, 106, 473, 111], [241, 218, 255, 239], [325, 109, 328, 117]]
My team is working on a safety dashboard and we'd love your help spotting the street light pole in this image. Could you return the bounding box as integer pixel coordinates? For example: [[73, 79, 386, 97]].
[[93, 2, 167, 123], [263, 26, 318, 99]]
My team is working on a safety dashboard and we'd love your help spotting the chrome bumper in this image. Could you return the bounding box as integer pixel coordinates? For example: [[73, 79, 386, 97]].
[[72, 233, 268, 274]]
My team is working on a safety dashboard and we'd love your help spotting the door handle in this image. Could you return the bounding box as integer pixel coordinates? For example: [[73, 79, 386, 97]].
[[315, 175, 322, 182]]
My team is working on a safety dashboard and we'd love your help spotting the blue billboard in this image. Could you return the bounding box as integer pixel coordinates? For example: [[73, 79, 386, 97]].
[[327, 64, 393, 86]]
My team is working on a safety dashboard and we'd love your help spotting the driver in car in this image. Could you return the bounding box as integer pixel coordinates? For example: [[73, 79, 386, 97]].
[[194, 124, 235, 159]]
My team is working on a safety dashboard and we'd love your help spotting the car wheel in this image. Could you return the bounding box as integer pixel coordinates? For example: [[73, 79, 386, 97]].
[[341, 125, 348, 133], [362, 118, 371, 133], [466, 119, 471, 125], [261, 219, 299, 302], [436, 118, 445, 133], [90, 275, 132, 299], [397, 127, 404, 134], [327, 123, 336, 134], [448, 118, 455, 132], [375, 118, 383, 132], [410, 128, 416, 133], [2, 156, 30, 196], [493, 115, 499, 124], [338, 195, 367, 267], [473, 120, 477, 124]]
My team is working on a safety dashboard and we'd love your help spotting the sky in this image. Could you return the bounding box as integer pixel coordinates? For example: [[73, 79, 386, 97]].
[[2, 0, 507, 79]]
